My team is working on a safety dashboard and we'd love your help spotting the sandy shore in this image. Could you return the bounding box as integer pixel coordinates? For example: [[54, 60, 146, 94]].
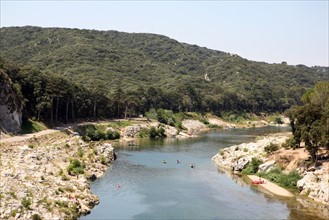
[[247, 175, 294, 197]]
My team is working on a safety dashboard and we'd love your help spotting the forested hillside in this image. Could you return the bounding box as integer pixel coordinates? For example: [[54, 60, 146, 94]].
[[0, 26, 328, 123]]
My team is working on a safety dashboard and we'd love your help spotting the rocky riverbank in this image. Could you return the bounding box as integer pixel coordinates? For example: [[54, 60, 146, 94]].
[[0, 117, 212, 219], [212, 133, 329, 206], [0, 115, 291, 219], [0, 131, 115, 220]]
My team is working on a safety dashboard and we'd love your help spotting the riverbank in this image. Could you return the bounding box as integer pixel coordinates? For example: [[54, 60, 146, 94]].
[[212, 133, 329, 206], [0, 131, 116, 219], [0, 117, 213, 219], [0, 115, 290, 219], [247, 175, 294, 197]]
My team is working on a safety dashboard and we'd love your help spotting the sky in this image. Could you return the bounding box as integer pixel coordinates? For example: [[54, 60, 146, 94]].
[[0, 0, 328, 67]]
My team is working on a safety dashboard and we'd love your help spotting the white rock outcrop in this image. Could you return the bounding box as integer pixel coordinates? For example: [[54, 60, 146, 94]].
[[182, 119, 206, 135], [297, 168, 329, 204], [212, 136, 288, 171]]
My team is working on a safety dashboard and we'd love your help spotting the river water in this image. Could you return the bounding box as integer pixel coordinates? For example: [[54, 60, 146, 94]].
[[81, 126, 324, 220]]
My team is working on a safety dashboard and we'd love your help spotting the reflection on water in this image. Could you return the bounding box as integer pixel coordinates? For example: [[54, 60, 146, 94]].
[[81, 126, 327, 220]]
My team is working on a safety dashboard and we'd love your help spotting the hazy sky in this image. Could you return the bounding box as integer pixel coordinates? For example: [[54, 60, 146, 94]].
[[1, 0, 328, 67]]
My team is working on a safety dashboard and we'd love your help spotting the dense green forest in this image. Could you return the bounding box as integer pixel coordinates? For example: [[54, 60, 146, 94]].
[[0, 26, 328, 125]]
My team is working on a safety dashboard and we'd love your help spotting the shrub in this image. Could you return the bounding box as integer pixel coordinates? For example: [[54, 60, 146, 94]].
[[32, 214, 42, 220], [138, 126, 166, 139], [61, 175, 70, 181], [145, 108, 157, 120], [22, 197, 32, 209], [282, 137, 298, 149], [67, 159, 84, 176], [258, 168, 302, 189], [274, 116, 283, 124], [208, 124, 220, 129], [106, 130, 120, 140], [83, 125, 120, 141], [77, 147, 84, 158], [264, 143, 279, 154], [241, 158, 263, 174], [156, 109, 175, 125]]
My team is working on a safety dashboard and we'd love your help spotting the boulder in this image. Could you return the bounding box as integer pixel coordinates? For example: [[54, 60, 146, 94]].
[[123, 125, 143, 138], [233, 156, 252, 171], [258, 160, 275, 172]]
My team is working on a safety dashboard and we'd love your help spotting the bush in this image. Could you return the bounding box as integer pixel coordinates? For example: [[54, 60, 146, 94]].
[[83, 125, 120, 141], [258, 168, 302, 189], [156, 109, 175, 125], [61, 174, 70, 181], [264, 143, 279, 154], [22, 197, 32, 209], [67, 159, 84, 176], [208, 124, 220, 129], [77, 147, 84, 158], [274, 116, 284, 124], [32, 214, 42, 220], [145, 108, 157, 120], [138, 126, 166, 139], [241, 158, 263, 174], [282, 137, 298, 149], [106, 130, 120, 140]]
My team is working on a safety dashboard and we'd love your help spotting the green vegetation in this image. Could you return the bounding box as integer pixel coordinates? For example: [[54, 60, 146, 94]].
[[264, 143, 280, 155], [273, 116, 283, 124], [258, 168, 302, 189], [138, 126, 166, 139], [287, 81, 329, 161], [0, 26, 328, 128], [67, 159, 84, 176], [282, 137, 298, 149], [31, 214, 42, 220], [21, 196, 32, 209], [21, 119, 47, 133], [241, 158, 263, 174], [82, 125, 120, 141]]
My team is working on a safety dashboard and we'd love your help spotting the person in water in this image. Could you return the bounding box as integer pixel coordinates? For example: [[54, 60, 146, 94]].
[[176, 160, 180, 164], [162, 160, 166, 164], [190, 164, 195, 168]]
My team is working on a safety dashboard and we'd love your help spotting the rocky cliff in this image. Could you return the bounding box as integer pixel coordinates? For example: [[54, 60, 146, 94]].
[[0, 70, 22, 133]]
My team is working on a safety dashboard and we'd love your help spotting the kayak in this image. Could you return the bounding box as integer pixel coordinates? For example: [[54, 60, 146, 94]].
[[252, 180, 265, 184]]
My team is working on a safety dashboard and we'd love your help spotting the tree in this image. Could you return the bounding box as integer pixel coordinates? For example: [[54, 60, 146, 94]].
[[287, 81, 329, 161]]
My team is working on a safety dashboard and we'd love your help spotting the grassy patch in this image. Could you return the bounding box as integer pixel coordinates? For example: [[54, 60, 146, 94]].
[[258, 168, 302, 189], [22, 197, 32, 209], [21, 119, 47, 134], [107, 120, 133, 129]]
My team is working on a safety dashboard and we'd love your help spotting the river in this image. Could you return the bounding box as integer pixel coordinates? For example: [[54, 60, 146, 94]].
[[81, 126, 324, 220]]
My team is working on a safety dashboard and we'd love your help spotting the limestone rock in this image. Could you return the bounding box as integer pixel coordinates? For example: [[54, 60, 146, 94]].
[[258, 160, 276, 172], [123, 125, 144, 138], [233, 156, 252, 171], [297, 169, 329, 204], [0, 71, 22, 133], [182, 120, 206, 135]]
